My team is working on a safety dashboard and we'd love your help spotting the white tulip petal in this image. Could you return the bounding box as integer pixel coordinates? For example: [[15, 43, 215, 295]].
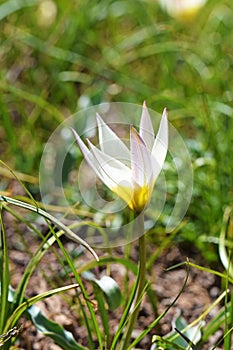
[[72, 128, 91, 159], [139, 101, 155, 151], [130, 126, 153, 188], [87, 139, 132, 191], [72, 128, 103, 180], [151, 108, 168, 179], [96, 113, 130, 163], [73, 102, 168, 213]]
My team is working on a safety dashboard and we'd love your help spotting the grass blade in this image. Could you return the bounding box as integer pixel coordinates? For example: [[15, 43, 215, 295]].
[[4, 284, 79, 331], [0, 207, 10, 333], [0, 0, 38, 21], [0, 195, 98, 261]]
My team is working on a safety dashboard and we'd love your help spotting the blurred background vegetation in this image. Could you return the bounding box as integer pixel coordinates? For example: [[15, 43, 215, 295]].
[[0, 0, 233, 264]]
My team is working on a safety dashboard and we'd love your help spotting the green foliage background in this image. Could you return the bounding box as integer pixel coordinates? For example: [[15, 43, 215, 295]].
[[1, 0, 233, 262]]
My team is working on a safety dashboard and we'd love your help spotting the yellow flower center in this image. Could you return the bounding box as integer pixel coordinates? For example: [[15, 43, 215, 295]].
[[113, 184, 150, 213], [130, 185, 151, 212], [174, 7, 201, 21]]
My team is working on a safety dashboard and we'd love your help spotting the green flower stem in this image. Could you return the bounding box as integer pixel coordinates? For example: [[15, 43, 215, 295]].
[[121, 212, 146, 350]]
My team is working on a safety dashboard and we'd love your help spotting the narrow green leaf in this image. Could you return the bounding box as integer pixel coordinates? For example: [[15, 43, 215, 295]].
[[219, 207, 233, 278], [224, 291, 233, 350], [92, 283, 110, 346], [0, 208, 10, 333], [152, 335, 186, 350], [83, 273, 122, 348], [4, 284, 79, 331], [83, 272, 123, 312], [45, 228, 101, 350], [26, 304, 88, 350], [167, 312, 203, 349], [94, 276, 122, 312], [77, 256, 137, 276], [0, 0, 38, 21], [127, 265, 190, 350], [0, 195, 98, 261]]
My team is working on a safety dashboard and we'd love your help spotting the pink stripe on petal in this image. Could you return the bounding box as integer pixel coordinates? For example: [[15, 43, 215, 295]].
[[130, 126, 153, 188]]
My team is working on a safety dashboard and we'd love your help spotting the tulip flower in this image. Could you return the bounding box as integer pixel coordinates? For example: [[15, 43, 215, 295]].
[[158, 0, 207, 21], [72, 102, 168, 213]]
